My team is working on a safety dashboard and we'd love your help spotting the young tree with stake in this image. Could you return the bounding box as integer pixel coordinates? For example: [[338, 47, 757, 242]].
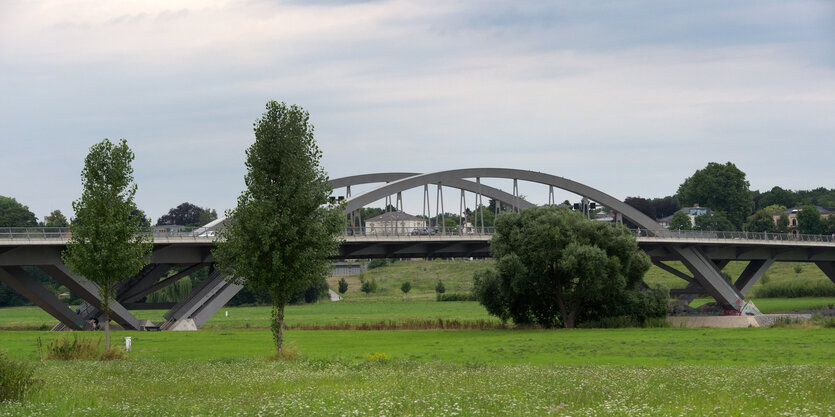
[[62, 139, 152, 350], [213, 101, 343, 354]]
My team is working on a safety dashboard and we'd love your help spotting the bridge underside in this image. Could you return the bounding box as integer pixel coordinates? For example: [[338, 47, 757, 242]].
[[0, 244, 240, 331]]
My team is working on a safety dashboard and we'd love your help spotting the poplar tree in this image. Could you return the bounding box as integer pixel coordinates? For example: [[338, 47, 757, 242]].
[[213, 101, 343, 354], [62, 139, 152, 350]]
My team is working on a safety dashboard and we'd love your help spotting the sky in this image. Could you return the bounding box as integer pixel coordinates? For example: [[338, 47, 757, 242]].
[[1, 0, 834, 222]]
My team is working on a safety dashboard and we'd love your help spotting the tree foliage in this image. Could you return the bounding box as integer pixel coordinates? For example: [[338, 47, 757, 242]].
[[157, 202, 216, 226], [624, 197, 655, 219], [797, 206, 824, 235], [677, 162, 753, 229], [745, 209, 777, 233], [44, 210, 68, 227], [776, 214, 790, 233], [400, 281, 411, 294], [473, 206, 660, 329], [337, 278, 348, 294], [693, 211, 735, 231], [435, 280, 445, 294], [0, 196, 37, 227], [669, 211, 692, 230], [212, 101, 343, 354], [62, 139, 153, 349]]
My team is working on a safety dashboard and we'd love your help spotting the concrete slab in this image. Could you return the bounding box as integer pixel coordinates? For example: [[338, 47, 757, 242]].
[[667, 314, 813, 328]]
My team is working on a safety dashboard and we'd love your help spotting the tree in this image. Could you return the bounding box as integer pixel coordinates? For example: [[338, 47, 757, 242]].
[[797, 206, 823, 235], [677, 162, 753, 229], [669, 211, 692, 230], [337, 277, 348, 294], [624, 197, 656, 219], [62, 139, 153, 350], [472, 206, 654, 328], [651, 196, 680, 220], [360, 279, 377, 296], [212, 101, 343, 354], [693, 211, 735, 231], [435, 280, 445, 294], [0, 196, 37, 227], [157, 202, 215, 226], [745, 209, 777, 233], [776, 214, 790, 233], [44, 210, 68, 227], [757, 186, 797, 209], [400, 281, 411, 295]]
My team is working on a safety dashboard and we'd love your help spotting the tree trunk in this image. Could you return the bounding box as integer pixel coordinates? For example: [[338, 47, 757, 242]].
[[272, 302, 285, 354], [104, 311, 110, 350]]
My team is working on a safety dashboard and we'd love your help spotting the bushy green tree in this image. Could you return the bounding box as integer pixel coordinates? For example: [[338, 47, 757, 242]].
[[44, 210, 68, 227], [745, 209, 777, 233], [435, 280, 445, 294], [669, 211, 692, 230], [776, 214, 790, 233], [473, 206, 655, 328], [212, 101, 343, 354], [797, 206, 823, 235], [677, 162, 753, 229], [337, 277, 348, 294], [400, 281, 411, 295], [694, 211, 735, 231], [0, 196, 37, 227], [62, 139, 153, 350]]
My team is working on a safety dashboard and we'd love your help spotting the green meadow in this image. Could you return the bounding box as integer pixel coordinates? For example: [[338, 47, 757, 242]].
[[0, 328, 833, 416], [1, 259, 833, 416]]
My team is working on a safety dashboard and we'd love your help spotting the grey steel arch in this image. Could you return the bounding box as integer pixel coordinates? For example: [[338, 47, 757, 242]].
[[330, 172, 535, 211], [343, 168, 663, 231], [342, 168, 747, 311]]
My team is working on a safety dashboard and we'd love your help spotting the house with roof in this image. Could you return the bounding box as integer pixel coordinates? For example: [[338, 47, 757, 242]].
[[365, 211, 427, 235], [771, 206, 832, 234], [658, 204, 710, 228]]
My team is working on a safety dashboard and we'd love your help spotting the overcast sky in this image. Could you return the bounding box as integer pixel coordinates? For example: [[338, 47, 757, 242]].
[[1, 0, 833, 222]]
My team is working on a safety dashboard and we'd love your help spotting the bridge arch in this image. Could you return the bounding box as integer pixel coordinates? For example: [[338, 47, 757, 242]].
[[340, 168, 666, 235], [330, 172, 535, 212]]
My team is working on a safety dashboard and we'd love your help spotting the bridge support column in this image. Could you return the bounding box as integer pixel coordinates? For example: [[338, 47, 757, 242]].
[[672, 246, 748, 313], [161, 270, 242, 329], [815, 261, 835, 284], [0, 266, 83, 330], [734, 259, 775, 294], [39, 264, 140, 330]]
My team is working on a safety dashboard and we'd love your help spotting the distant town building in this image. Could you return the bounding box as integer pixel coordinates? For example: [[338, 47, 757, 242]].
[[771, 206, 833, 234], [658, 204, 710, 228], [365, 211, 426, 235]]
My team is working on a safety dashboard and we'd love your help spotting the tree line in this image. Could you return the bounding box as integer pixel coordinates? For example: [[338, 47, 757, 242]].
[[624, 162, 835, 234]]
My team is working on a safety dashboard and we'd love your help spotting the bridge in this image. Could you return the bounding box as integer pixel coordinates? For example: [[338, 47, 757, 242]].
[[1, 168, 833, 330]]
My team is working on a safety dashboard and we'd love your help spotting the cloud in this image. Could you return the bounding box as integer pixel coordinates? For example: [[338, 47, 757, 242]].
[[0, 0, 833, 221]]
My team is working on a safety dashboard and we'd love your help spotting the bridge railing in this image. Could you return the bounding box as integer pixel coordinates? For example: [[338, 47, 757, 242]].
[[0, 226, 220, 240], [342, 226, 496, 238], [638, 228, 835, 243]]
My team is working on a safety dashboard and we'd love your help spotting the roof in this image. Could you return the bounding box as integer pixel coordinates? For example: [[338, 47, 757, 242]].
[[658, 206, 711, 223], [772, 206, 833, 216], [366, 211, 425, 222]]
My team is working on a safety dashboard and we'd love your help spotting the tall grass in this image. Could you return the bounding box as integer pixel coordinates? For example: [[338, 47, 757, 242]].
[[37, 335, 127, 361], [0, 352, 37, 402], [754, 279, 835, 298]]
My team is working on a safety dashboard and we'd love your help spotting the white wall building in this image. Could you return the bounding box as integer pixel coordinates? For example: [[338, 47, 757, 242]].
[[365, 211, 426, 235]]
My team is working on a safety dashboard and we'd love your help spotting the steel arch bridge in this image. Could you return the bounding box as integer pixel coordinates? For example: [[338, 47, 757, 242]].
[[3, 168, 834, 331], [331, 168, 751, 314]]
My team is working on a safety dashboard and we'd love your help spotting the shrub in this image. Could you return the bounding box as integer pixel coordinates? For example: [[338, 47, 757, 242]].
[[364, 352, 391, 363], [37, 335, 127, 361], [754, 280, 835, 298], [368, 259, 387, 270], [435, 280, 445, 294], [0, 352, 37, 402], [337, 278, 348, 294], [436, 292, 475, 302], [400, 281, 411, 294], [793, 264, 803, 274]]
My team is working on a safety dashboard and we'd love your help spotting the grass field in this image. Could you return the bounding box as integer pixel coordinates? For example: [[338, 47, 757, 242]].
[[0, 328, 833, 416], [1, 298, 834, 331], [328, 259, 834, 299]]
